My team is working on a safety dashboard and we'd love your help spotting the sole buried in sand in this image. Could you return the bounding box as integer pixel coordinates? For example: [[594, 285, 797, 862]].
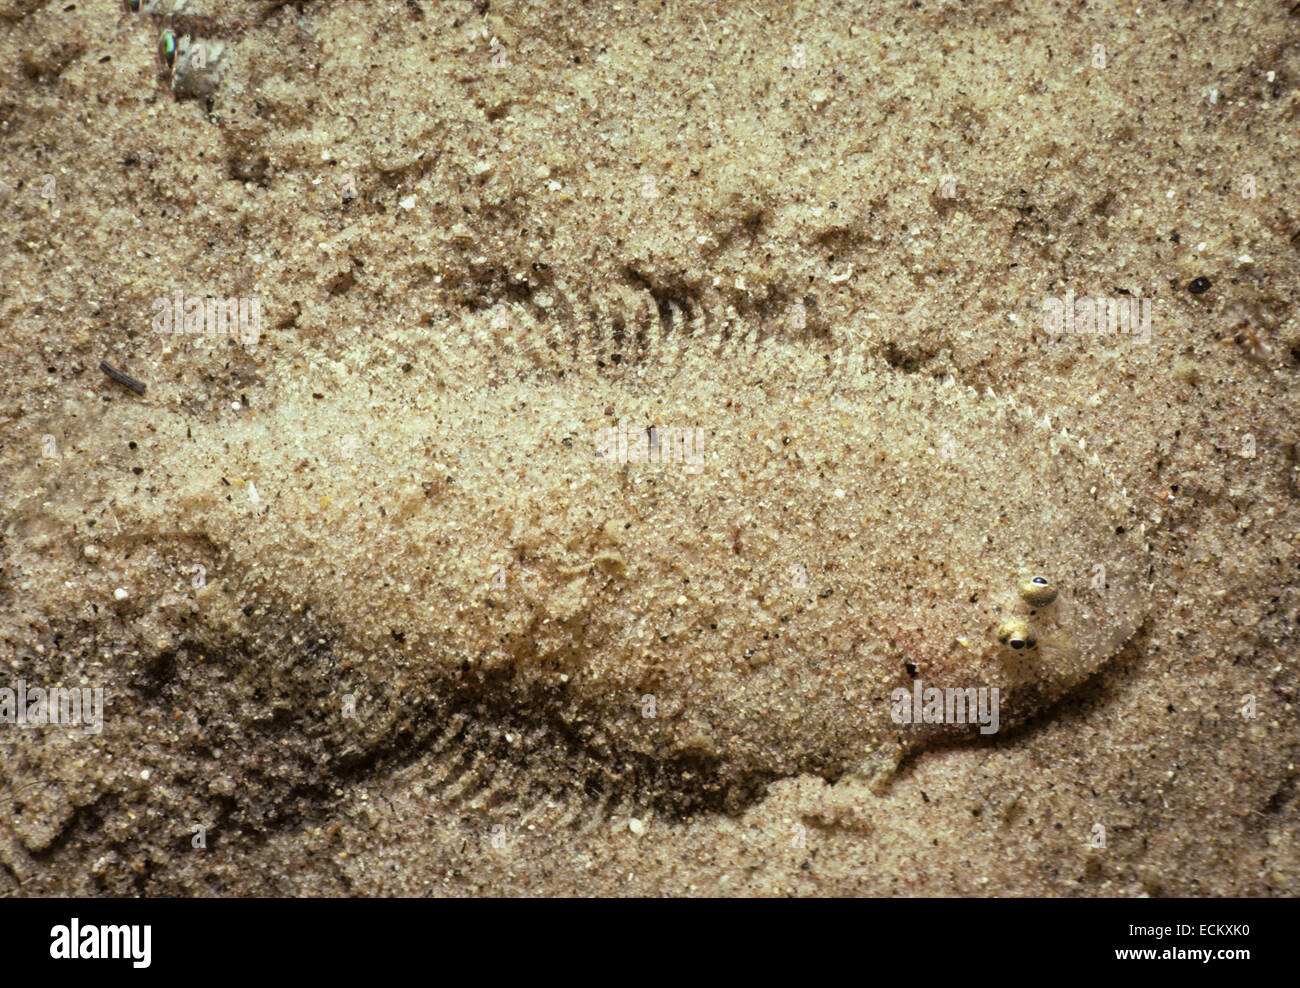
[[88, 303, 1151, 798]]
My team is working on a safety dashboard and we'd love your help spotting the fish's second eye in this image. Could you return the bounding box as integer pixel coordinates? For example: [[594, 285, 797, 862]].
[[997, 619, 1037, 652], [1019, 576, 1058, 607]]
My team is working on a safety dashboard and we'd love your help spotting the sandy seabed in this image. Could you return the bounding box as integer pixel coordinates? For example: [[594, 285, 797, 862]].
[[0, 0, 1297, 896]]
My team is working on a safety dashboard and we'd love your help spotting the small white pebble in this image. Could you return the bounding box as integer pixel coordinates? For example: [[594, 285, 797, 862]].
[[628, 818, 645, 836], [833, 489, 846, 499], [113, 588, 129, 601], [83, 545, 99, 560], [399, 195, 416, 210]]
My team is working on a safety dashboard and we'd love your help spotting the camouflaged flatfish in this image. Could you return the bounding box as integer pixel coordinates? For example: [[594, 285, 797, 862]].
[[91, 299, 1150, 792]]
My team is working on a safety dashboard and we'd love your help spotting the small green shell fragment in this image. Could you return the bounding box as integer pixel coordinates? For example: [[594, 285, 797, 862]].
[[158, 29, 177, 68]]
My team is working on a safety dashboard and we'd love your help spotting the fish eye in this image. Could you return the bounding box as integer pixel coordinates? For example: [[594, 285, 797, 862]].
[[1019, 576, 1058, 607], [158, 29, 177, 69], [997, 619, 1037, 651]]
